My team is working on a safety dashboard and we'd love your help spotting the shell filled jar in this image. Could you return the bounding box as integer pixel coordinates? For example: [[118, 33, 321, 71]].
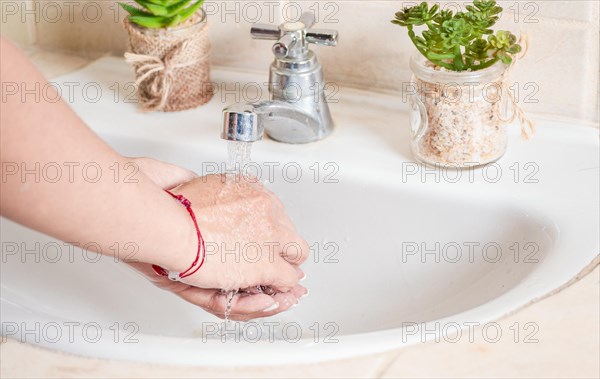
[[408, 55, 509, 168]]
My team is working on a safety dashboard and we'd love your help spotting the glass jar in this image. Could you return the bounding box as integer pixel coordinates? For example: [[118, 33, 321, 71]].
[[408, 55, 509, 168], [130, 9, 207, 40]]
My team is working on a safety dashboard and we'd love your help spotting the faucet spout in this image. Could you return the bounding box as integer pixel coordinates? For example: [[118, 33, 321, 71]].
[[222, 101, 321, 143], [222, 103, 264, 142]]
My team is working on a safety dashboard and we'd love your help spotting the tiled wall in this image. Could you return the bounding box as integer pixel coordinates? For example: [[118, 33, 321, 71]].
[[2, 0, 599, 122]]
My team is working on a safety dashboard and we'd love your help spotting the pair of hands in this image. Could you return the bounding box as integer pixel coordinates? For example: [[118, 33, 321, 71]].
[[129, 158, 309, 321]]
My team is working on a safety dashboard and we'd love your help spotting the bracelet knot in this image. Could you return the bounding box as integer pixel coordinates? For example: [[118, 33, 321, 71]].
[[170, 193, 191, 208]]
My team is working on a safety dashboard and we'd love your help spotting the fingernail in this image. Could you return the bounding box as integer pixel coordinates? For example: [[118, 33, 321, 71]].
[[300, 273, 307, 282], [300, 288, 309, 298], [262, 302, 279, 312]]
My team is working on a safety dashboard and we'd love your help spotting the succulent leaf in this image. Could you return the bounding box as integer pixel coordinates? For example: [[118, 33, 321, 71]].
[[133, 0, 169, 16], [391, 0, 522, 71], [119, 2, 152, 17], [121, 0, 204, 29], [392, 2, 438, 27]]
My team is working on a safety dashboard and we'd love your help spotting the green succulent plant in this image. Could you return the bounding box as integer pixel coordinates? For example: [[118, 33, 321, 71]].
[[120, 0, 204, 29], [392, 0, 521, 71]]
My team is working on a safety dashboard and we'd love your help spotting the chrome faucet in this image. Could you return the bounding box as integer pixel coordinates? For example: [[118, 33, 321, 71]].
[[221, 12, 338, 144]]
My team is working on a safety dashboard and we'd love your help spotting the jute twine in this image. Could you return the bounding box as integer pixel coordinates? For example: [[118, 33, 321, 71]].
[[496, 34, 536, 139], [123, 12, 213, 112]]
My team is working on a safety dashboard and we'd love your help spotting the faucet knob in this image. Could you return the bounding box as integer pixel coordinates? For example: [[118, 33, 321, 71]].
[[250, 23, 280, 40], [298, 12, 316, 29], [272, 33, 297, 59], [305, 29, 338, 47], [250, 12, 337, 59]]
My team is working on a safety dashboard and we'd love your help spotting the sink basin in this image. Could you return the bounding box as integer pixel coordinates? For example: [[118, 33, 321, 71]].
[[1, 57, 598, 366]]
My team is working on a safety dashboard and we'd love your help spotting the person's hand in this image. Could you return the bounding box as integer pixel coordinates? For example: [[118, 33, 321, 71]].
[[166, 174, 309, 319], [129, 157, 309, 321], [170, 174, 309, 290], [132, 156, 198, 189]]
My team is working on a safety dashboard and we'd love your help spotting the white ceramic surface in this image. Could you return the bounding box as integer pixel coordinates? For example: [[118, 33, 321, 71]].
[[1, 57, 598, 366]]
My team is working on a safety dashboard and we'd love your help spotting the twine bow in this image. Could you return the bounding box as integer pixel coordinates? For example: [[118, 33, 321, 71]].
[[125, 40, 203, 112], [497, 34, 536, 140]]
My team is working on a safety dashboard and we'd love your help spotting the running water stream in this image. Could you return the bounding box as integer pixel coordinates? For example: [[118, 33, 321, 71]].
[[222, 141, 252, 328], [223, 289, 238, 322], [210, 142, 290, 341], [226, 140, 252, 183]]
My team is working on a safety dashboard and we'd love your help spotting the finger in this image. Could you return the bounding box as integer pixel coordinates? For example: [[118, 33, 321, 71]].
[[227, 293, 282, 321], [177, 287, 277, 318], [291, 283, 309, 298], [134, 157, 198, 189], [160, 165, 198, 189], [231, 284, 308, 320], [253, 284, 307, 318], [271, 214, 308, 266], [265, 258, 302, 292], [239, 285, 264, 295], [277, 228, 310, 266], [294, 266, 305, 280]]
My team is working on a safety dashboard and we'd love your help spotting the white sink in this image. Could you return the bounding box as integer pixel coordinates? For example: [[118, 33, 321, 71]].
[[1, 57, 598, 366]]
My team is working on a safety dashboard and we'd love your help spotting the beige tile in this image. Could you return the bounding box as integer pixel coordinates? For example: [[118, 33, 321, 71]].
[[9, 0, 600, 122], [498, 0, 599, 23], [25, 48, 92, 77], [30, 0, 285, 70], [380, 266, 600, 378], [310, 0, 599, 122], [0, 339, 398, 378], [415, 0, 598, 23], [33, 0, 128, 55], [1, 0, 36, 46], [207, 0, 285, 73], [303, 1, 599, 122], [495, 15, 599, 121], [284, 1, 415, 92]]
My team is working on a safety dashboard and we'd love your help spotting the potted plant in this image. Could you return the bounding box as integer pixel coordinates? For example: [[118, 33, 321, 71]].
[[392, 0, 533, 167], [120, 0, 213, 112]]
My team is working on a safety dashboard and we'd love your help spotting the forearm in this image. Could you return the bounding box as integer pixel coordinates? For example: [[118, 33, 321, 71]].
[[0, 38, 194, 272]]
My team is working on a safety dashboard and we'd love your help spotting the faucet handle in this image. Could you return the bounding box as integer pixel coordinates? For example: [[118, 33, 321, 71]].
[[298, 12, 316, 29], [250, 11, 315, 40], [272, 33, 297, 59], [250, 11, 337, 59], [305, 29, 338, 47], [250, 23, 280, 40]]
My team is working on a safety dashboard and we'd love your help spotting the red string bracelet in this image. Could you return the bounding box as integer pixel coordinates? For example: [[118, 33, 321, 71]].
[[151, 190, 205, 281]]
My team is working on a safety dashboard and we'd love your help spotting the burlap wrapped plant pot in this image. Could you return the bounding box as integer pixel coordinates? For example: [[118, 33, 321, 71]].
[[123, 10, 213, 112]]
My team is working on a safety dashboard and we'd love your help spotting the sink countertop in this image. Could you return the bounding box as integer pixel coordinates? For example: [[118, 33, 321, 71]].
[[1, 49, 598, 378]]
